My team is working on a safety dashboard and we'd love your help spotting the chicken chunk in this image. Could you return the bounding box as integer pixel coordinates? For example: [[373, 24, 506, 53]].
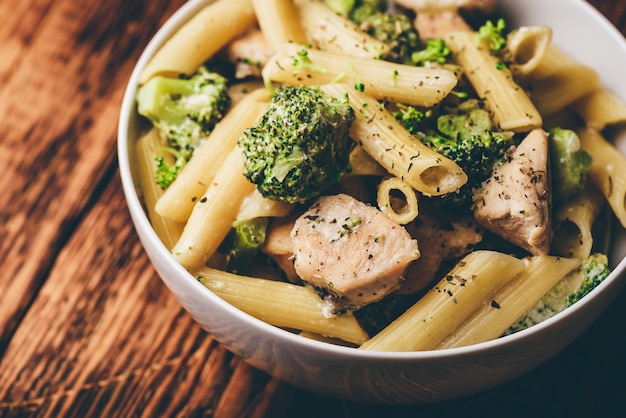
[[396, 0, 495, 38], [291, 194, 420, 314], [395, 0, 497, 14], [473, 129, 552, 255], [399, 209, 484, 294], [261, 215, 300, 283], [414, 11, 472, 39], [223, 28, 273, 79]]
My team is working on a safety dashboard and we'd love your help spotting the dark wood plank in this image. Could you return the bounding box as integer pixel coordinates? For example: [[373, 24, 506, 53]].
[[588, 0, 626, 28], [0, 173, 284, 417], [0, 0, 186, 348]]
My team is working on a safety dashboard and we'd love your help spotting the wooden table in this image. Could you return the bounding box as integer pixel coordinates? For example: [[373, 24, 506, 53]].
[[1, 0, 625, 416]]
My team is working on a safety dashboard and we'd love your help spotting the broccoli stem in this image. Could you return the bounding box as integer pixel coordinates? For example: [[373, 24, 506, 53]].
[[223, 218, 269, 273], [136, 76, 199, 126]]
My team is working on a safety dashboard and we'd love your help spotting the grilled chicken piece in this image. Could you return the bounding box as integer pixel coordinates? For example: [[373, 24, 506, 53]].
[[291, 194, 420, 314], [261, 215, 300, 283], [473, 129, 552, 255], [394, 0, 497, 14], [224, 28, 273, 79], [414, 11, 471, 39], [396, 0, 495, 38], [399, 210, 483, 294]]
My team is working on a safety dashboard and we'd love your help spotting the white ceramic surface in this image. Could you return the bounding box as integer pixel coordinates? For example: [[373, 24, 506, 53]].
[[118, 0, 626, 403]]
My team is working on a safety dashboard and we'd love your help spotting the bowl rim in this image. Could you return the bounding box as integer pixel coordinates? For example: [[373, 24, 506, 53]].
[[117, 0, 626, 362]]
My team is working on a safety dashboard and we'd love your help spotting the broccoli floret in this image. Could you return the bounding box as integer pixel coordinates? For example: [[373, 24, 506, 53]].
[[506, 254, 611, 335], [221, 217, 269, 274], [404, 100, 513, 208], [324, 0, 427, 65], [323, 0, 357, 15], [136, 66, 231, 188], [323, 0, 387, 21], [154, 149, 186, 189], [351, 0, 388, 20], [411, 38, 451, 66], [238, 85, 355, 204], [292, 48, 328, 75], [476, 18, 507, 52], [568, 253, 611, 305], [357, 11, 421, 65], [393, 103, 430, 135], [549, 128, 593, 205]]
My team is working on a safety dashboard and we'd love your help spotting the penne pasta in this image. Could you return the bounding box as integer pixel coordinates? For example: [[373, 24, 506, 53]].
[[524, 46, 573, 80], [578, 128, 626, 228], [294, 0, 390, 59], [235, 189, 294, 221], [438, 255, 581, 349], [251, 0, 306, 51], [443, 30, 543, 132], [297, 331, 358, 347], [506, 25, 552, 78], [263, 43, 459, 107], [377, 177, 419, 225], [155, 89, 270, 223], [348, 145, 388, 177], [529, 63, 600, 117], [572, 87, 626, 130], [139, 0, 256, 84], [552, 183, 604, 259], [171, 146, 256, 269], [196, 267, 369, 344], [135, 128, 185, 250], [360, 251, 525, 351], [321, 83, 468, 196]]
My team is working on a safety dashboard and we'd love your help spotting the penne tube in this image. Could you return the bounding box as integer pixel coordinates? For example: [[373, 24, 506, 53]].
[[321, 83, 468, 196], [529, 63, 600, 117], [578, 128, 626, 228], [196, 267, 369, 344], [294, 0, 390, 59], [297, 331, 358, 347], [263, 43, 459, 107], [348, 145, 388, 177], [235, 189, 293, 221], [155, 89, 270, 223], [438, 255, 581, 349], [506, 26, 552, 78], [360, 251, 525, 351], [524, 46, 573, 80], [572, 87, 626, 130], [139, 0, 256, 84], [443, 30, 543, 132], [135, 128, 185, 249], [553, 183, 604, 259], [171, 146, 256, 268], [251, 0, 306, 51], [377, 177, 419, 225]]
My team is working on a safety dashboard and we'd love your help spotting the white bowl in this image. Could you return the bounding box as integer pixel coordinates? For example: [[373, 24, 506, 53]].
[[118, 0, 626, 403]]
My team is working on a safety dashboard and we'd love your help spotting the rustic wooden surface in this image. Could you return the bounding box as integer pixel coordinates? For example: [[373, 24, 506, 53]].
[[1, 0, 625, 416]]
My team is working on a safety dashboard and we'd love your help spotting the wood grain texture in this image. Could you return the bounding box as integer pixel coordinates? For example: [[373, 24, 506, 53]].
[[0, 174, 285, 417], [0, 0, 625, 417], [0, 0, 183, 348]]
